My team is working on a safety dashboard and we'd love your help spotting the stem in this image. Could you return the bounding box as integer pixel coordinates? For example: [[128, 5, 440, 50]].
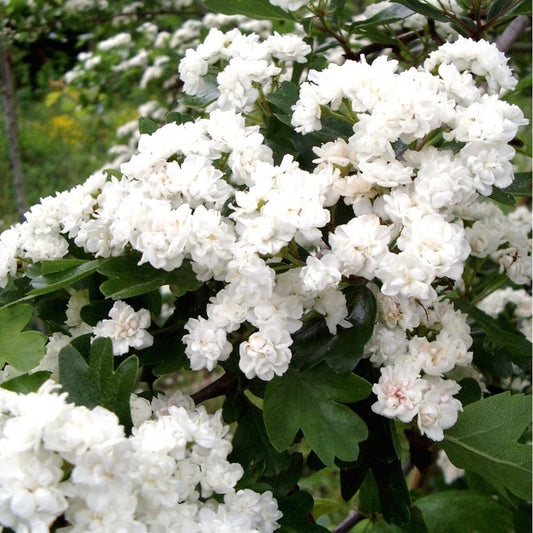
[[310, 6, 358, 60], [495, 15, 532, 53], [191, 372, 248, 405], [332, 511, 364, 533]]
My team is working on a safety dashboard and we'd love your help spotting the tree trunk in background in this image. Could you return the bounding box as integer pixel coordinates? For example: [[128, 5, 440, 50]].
[[0, 41, 28, 219]]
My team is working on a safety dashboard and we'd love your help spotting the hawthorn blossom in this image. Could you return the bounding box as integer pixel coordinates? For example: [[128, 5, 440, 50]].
[[371, 363, 427, 423], [93, 301, 153, 356]]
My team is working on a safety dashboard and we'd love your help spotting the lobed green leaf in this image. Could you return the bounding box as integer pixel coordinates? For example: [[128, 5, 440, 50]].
[[442, 392, 532, 502], [264, 363, 371, 465], [0, 304, 47, 371], [59, 337, 139, 432]]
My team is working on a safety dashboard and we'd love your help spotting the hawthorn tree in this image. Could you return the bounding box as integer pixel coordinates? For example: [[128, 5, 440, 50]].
[[0, 1, 531, 531]]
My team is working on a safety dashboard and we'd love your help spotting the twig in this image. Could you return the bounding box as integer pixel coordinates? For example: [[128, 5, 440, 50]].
[[191, 372, 247, 405], [496, 15, 531, 53], [332, 511, 364, 533]]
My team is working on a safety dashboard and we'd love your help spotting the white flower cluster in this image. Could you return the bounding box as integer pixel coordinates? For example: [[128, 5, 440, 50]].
[[367, 294, 471, 440], [179, 27, 311, 112], [0, 382, 282, 532], [0, 34, 529, 440]]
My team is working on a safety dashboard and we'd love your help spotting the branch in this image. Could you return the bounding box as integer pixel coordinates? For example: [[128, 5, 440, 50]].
[[332, 511, 364, 533], [496, 15, 531, 53], [191, 372, 247, 405]]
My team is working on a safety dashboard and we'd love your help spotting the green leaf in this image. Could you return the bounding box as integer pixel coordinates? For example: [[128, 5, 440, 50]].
[[138, 116, 158, 134], [202, 0, 292, 20], [487, 0, 531, 22], [97, 256, 202, 300], [487, 0, 519, 19], [0, 304, 47, 371], [59, 337, 139, 431], [451, 296, 531, 365], [139, 331, 189, 376], [0, 277, 33, 307], [500, 171, 532, 197], [290, 287, 376, 372], [489, 186, 515, 205], [1, 371, 51, 393], [390, 0, 455, 22], [40, 258, 88, 275], [371, 458, 411, 525], [263, 363, 371, 465], [267, 81, 299, 114], [325, 287, 377, 373], [263, 452, 304, 496], [276, 491, 330, 533], [29, 259, 105, 297], [310, 115, 354, 143], [455, 377, 482, 406], [230, 403, 292, 477], [166, 111, 193, 124], [351, 3, 414, 28], [358, 469, 381, 516], [442, 392, 532, 502], [414, 490, 514, 533], [341, 363, 411, 525], [102, 167, 122, 180]]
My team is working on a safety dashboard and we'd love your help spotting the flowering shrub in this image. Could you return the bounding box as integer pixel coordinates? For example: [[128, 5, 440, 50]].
[[0, 0, 531, 531]]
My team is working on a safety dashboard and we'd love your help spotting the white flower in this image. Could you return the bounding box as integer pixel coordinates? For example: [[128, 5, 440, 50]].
[[314, 287, 352, 334], [408, 147, 476, 210], [447, 94, 527, 144], [377, 251, 436, 301], [424, 36, 518, 95], [460, 141, 515, 195], [239, 325, 293, 380], [409, 336, 459, 376], [300, 253, 342, 295], [466, 218, 505, 258], [0, 226, 20, 288], [93, 301, 153, 356], [397, 214, 470, 280], [65, 289, 92, 334], [183, 317, 233, 371], [267, 32, 311, 63], [364, 324, 408, 366], [417, 377, 462, 441], [330, 214, 391, 279], [371, 363, 427, 423]]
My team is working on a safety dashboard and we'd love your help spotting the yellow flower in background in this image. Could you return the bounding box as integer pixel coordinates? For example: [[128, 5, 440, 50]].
[[48, 114, 83, 145]]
